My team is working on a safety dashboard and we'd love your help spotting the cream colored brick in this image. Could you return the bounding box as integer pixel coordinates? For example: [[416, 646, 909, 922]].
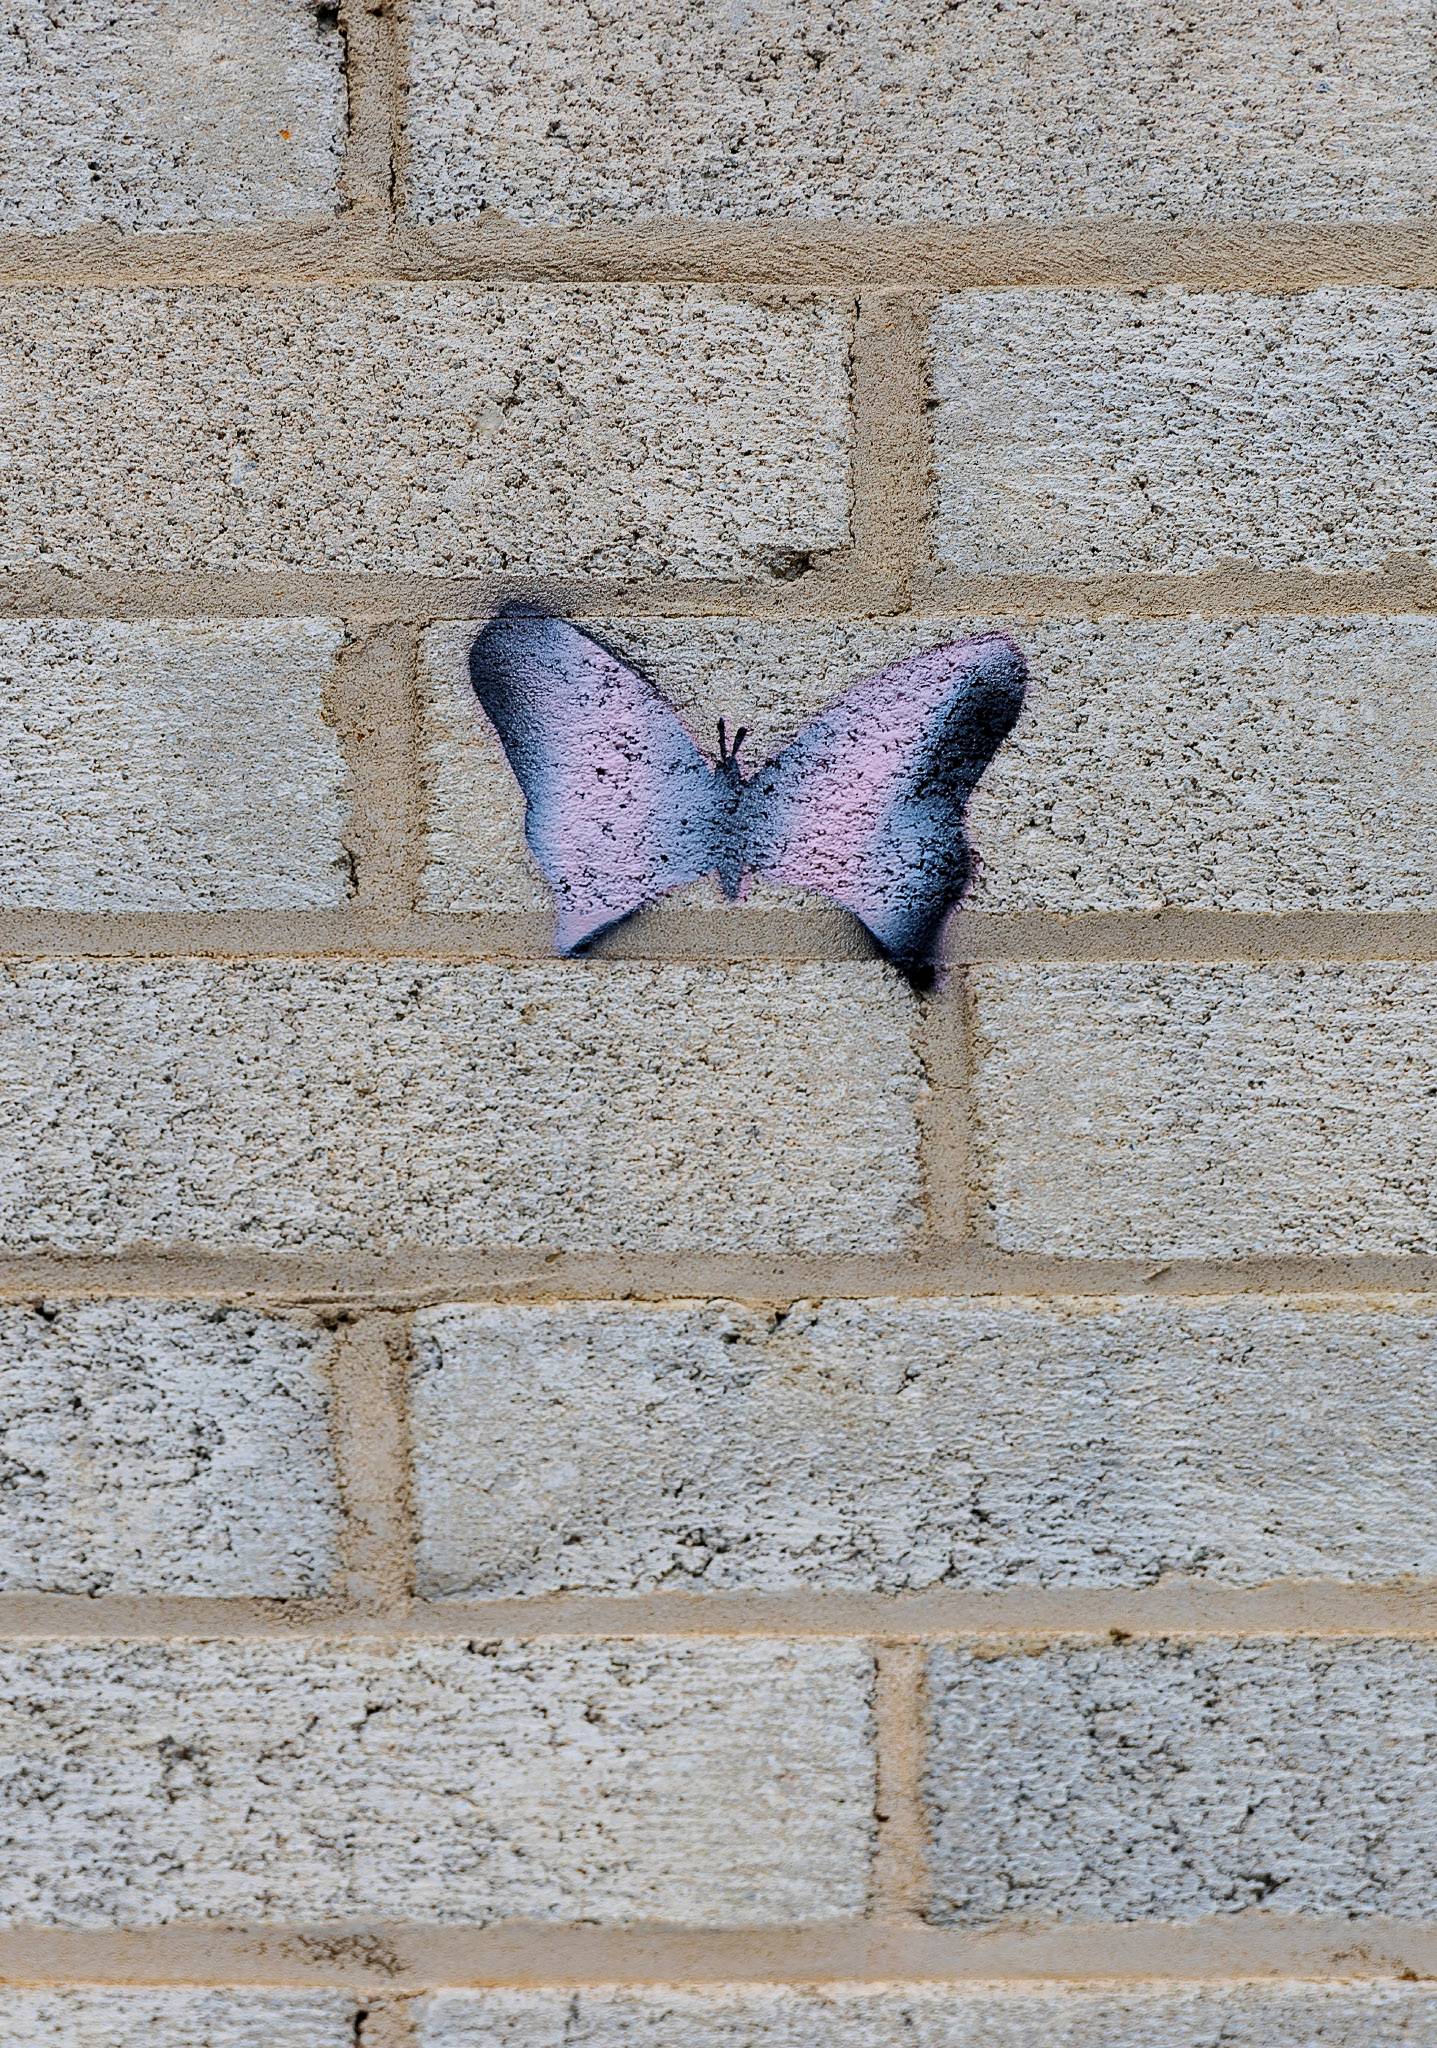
[[0, 619, 347, 910], [422, 615, 1437, 914], [2, 0, 342, 232], [935, 292, 1437, 572], [0, 1989, 355, 2048], [409, 1296, 1437, 1596], [0, 1639, 873, 1927], [0, 290, 850, 578], [405, 0, 1432, 226], [0, 960, 920, 1256], [419, 1984, 1437, 2048], [0, 1300, 339, 1597], [926, 1639, 1437, 1924], [972, 964, 1437, 1257]]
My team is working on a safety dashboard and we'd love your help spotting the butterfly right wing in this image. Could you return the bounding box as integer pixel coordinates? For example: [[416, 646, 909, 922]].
[[741, 634, 1027, 979], [470, 607, 728, 953]]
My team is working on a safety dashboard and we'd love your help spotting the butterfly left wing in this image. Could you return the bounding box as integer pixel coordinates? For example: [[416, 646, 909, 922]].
[[470, 607, 729, 952], [741, 634, 1026, 979]]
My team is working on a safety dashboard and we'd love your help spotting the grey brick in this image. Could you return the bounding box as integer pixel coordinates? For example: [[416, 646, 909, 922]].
[[408, 1296, 1437, 1596], [0, 619, 348, 910], [419, 1984, 1437, 2048], [1, 0, 342, 233], [0, 959, 920, 1256], [972, 964, 1437, 1256], [421, 615, 1437, 915], [405, 0, 1433, 226], [0, 1989, 355, 2048], [0, 1639, 873, 1927], [934, 291, 1437, 573], [0, 289, 850, 578], [0, 1300, 339, 1597], [925, 1639, 1437, 1924]]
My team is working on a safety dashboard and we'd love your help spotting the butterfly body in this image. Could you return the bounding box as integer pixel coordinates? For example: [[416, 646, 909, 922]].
[[470, 607, 1026, 981]]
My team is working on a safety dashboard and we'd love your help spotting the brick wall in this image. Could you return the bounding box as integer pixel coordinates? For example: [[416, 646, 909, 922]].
[[3, 2, 1437, 2042]]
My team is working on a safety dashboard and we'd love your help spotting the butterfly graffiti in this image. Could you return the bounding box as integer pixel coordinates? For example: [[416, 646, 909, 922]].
[[470, 605, 1026, 986]]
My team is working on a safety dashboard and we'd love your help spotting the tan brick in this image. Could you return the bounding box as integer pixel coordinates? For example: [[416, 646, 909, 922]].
[[934, 292, 1437, 573], [0, 1640, 873, 1926], [0, 290, 850, 578], [0, 1989, 355, 2048], [2, 0, 342, 232], [405, 0, 1432, 226], [0, 960, 920, 1256], [0, 619, 348, 910], [972, 964, 1437, 1256], [0, 1300, 339, 1597], [419, 1985, 1437, 2048], [422, 615, 1437, 915], [409, 1296, 1437, 1596], [925, 1639, 1437, 1924]]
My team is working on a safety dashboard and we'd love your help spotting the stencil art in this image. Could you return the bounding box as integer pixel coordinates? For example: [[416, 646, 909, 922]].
[[470, 606, 1026, 985]]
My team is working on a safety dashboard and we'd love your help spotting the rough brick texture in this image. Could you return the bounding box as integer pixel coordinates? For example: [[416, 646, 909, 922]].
[[404, 0, 1433, 226], [408, 1296, 1437, 1596], [0, 1640, 873, 1927], [0, 290, 850, 577], [0, 619, 348, 910], [0, 1989, 355, 2048], [422, 615, 1437, 914], [0, 1300, 338, 1597], [419, 1985, 1437, 2048], [0, 959, 919, 1256], [934, 292, 1437, 572], [1, 0, 343, 233], [926, 1639, 1437, 1924], [972, 964, 1437, 1256]]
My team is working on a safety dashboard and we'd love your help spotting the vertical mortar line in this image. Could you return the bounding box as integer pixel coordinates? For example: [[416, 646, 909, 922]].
[[356, 1995, 422, 2047], [914, 969, 974, 1244], [871, 1641, 931, 1922], [337, 0, 407, 220], [325, 621, 426, 916], [324, 1311, 417, 1617], [843, 290, 938, 616]]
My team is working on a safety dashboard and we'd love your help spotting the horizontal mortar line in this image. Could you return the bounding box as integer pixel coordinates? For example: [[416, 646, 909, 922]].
[[5, 566, 1437, 622], [6, 217, 1437, 288], [0, 907, 864, 963], [2, 1248, 1437, 1307], [0, 1917, 1434, 1990], [1, 1584, 1436, 1643], [4, 909, 1437, 964], [0, 568, 903, 626], [941, 910, 1437, 963]]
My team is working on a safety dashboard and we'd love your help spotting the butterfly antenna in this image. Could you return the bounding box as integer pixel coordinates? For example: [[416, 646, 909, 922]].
[[716, 717, 729, 764], [731, 726, 748, 762]]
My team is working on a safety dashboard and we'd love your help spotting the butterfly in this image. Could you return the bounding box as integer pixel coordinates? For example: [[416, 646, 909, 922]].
[[469, 604, 1026, 986]]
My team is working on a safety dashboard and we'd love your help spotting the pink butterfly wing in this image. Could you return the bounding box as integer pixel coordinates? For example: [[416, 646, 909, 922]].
[[470, 609, 729, 952], [743, 635, 1026, 975]]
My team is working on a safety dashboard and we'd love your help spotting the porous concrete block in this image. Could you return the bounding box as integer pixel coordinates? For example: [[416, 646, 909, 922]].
[[0, 289, 850, 577], [966, 616, 1437, 911], [404, 0, 1433, 226], [0, 959, 920, 1256], [972, 964, 1437, 1256], [0, 1988, 355, 2048], [925, 1639, 1437, 1924], [0, 1300, 339, 1597], [408, 1296, 1437, 1596], [421, 615, 1437, 914], [2, 0, 342, 233], [0, 1639, 873, 1926], [0, 619, 348, 910], [934, 291, 1437, 573], [419, 1984, 1437, 2048]]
